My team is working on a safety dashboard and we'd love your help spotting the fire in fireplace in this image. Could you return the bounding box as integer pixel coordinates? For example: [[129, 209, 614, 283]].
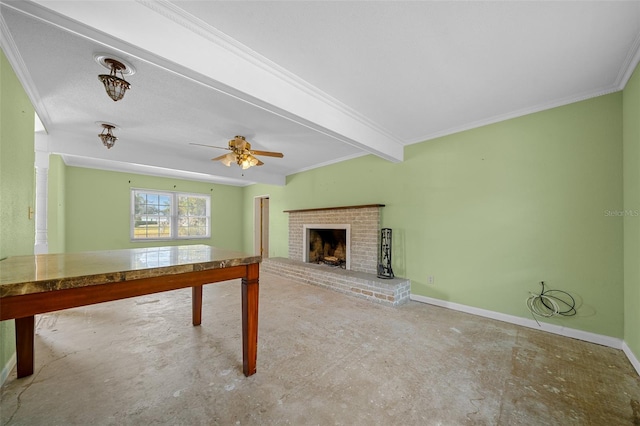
[[303, 224, 351, 269]]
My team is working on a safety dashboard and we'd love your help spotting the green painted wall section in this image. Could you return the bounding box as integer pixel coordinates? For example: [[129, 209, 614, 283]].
[[243, 93, 624, 338], [63, 166, 244, 252], [623, 63, 640, 360], [0, 50, 35, 376], [47, 154, 66, 254]]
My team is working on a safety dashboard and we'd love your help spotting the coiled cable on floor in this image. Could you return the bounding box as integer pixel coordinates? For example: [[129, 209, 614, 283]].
[[526, 281, 577, 326]]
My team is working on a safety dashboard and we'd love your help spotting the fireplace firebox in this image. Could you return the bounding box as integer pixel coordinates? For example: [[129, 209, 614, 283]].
[[303, 224, 351, 269]]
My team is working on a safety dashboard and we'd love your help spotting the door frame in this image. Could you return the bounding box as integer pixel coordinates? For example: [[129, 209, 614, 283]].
[[253, 195, 270, 258]]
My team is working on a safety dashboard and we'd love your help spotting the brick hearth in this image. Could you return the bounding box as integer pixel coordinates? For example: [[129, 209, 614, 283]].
[[261, 257, 411, 306]]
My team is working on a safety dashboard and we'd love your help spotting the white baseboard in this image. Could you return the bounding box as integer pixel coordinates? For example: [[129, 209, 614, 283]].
[[410, 294, 624, 349], [623, 341, 640, 376], [1, 352, 16, 386]]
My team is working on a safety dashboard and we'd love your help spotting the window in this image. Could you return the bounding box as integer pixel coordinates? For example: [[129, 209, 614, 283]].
[[131, 189, 210, 240]]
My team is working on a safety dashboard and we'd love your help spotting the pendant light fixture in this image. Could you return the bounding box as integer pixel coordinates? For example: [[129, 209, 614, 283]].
[[98, 123, 118, 149], [95, 54, 134, 102]]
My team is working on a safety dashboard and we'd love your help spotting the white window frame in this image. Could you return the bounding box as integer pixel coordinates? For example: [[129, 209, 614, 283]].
[[130, 188, 211, 241]]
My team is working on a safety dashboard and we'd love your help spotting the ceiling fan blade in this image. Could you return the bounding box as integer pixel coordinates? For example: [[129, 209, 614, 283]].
[[215, 152, 237, 167], [211, 154, 230, 162], [189, 142, 231, 151], [256, 159, 264, 166], [250, 150, 284, 158]]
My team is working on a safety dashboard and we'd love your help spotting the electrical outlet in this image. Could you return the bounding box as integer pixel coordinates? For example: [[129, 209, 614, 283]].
[[428, 275, 434, 284]]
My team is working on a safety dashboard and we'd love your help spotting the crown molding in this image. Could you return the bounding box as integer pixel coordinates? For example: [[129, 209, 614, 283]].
[[407, 84, 624, 146], [0, 3, 52, 130], [60, 155, 263, 187], [614, 31, 640, 90]]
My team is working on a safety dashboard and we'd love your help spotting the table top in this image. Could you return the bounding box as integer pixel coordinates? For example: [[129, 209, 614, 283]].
[[0, 245, 261, 298]]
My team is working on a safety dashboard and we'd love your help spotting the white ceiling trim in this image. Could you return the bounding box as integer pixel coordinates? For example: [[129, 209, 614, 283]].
[[37, 129, 287, 186], [615, 31, 640, 89], [409, 64, 640, 146], [408, 84, 624, 146], [0, 8, 52, 129], [60, 154, 254, 187]]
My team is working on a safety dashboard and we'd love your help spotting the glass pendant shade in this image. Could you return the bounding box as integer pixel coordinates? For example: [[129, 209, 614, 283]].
[[98, 75, 130, 101], [98, 124, 118, 149], [239, 154, 259, 170], [98, 59, 131, 102]]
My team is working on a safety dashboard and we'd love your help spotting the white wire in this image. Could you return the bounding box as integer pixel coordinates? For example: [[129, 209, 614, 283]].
[[526, 293, 560, 318]]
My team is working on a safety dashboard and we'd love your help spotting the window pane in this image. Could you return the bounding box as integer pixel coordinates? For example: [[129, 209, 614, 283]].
[[191, 226, 206, 236], [133, 191, 170, 240], [193, 198, 206, 215], [133, 190, 209, 240], [178, 202, 188, 216], [189, 217, 206, 227]]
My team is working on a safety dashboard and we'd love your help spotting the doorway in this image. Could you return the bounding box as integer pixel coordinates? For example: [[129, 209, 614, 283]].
[[253, 196, 269, 258]]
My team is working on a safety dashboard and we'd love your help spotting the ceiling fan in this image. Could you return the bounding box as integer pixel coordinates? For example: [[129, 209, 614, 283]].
[[190, 135, 284, 170]]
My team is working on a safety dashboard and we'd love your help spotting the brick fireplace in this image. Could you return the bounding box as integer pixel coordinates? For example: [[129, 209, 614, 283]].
[[260, 204, 411, 307], [287, 204, 382, 274]]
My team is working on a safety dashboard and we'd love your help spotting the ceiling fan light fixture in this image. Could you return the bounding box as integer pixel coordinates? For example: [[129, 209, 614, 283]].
[[241, 154, 260, 170], [240, 158, 252, 170], [97, 57, 132, 101], [220, 152, 236, 167], [98, 123, 118, 149], [191, 135, 282, 170]]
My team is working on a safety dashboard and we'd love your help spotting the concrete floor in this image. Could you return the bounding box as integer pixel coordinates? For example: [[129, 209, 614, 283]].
[[1, 270, 639, 425]]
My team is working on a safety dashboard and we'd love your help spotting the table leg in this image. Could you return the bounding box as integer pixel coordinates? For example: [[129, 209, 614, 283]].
[[192, 285, 203, 326], [15, 316, 35, 378], [241, 263, 259, 377]]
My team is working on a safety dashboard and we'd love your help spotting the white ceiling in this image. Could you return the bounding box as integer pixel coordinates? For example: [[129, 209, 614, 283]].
[[2, 1, 639, 186]]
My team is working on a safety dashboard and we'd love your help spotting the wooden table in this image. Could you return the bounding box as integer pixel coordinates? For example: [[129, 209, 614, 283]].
[[0, 245, 261, 378]]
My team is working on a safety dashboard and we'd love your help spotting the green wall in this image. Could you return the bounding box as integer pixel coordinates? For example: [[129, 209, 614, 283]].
[[623, 63, 640, 360], [0, 50, 35, 376], [244, 93, 624, 338], [62, 166, 244, 253]]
